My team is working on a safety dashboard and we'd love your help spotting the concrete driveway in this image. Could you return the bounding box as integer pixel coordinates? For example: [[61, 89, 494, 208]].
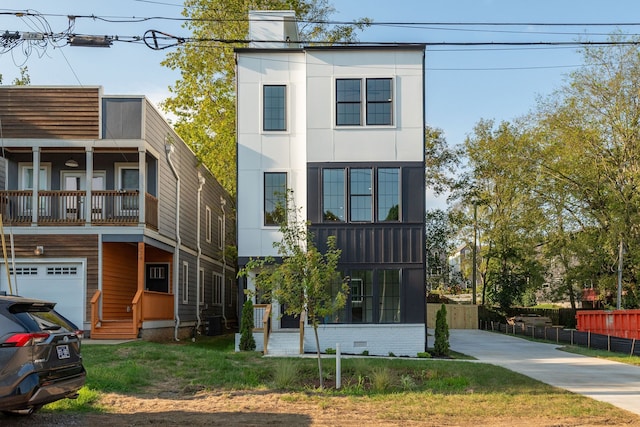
[[450, 329, 640, 416]]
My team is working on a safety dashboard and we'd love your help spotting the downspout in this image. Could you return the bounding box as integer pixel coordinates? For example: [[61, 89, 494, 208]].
[[196, 172, 206, 337], [220, 196, 228, 328], [165, 140, 181, 341]]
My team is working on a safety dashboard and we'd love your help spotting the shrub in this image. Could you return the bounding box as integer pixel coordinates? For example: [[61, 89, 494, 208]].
[[417, 352, 431, 358], [434, 303, 450, 357], [370, 367, 393, 392], [325, 348, 336, 354], [239, 299, 256, 351]]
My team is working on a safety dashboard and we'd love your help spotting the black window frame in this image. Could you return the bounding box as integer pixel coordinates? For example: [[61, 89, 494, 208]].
[[264, 172, 287, 226], [366, 78, 393, 126], [263, 85, 287, 131], [335, 79, 362, 126]]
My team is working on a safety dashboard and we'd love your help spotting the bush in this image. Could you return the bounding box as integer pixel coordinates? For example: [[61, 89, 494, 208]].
[[239, 299, 256, 351], [434, 303, 450, 357]]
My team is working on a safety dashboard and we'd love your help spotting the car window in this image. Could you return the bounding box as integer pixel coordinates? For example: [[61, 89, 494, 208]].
[[9, 307, 74, 333]]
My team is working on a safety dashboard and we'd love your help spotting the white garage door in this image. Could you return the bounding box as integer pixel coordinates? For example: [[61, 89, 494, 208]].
[[0, 262, 85, 329]]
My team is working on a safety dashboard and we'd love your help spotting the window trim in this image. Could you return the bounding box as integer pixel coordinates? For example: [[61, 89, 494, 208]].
[[205, 206, 212, 243], [263, 171, 287, 227], [262, 84, 287, 132], [212, 272, 223, 306], [182, 262, 189, 304], [199, 268, 205, 306]]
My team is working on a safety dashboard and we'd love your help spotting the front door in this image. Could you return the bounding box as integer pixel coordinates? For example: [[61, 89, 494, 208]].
[[61, 171, 106, 220], [280, 304, 300, 329]]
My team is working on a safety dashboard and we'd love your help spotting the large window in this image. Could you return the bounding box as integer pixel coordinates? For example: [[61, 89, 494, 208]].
[[378, 168, 399, 221], [336, 78, 393, 126], [378, 270, 401, 323], [323, 169, 345, 221], [264, 172, 287, 226], [263, 85, 286, 131], [351, 270, 373, 323], [322, 167, 401, 223], [350, 169, 372, 222]]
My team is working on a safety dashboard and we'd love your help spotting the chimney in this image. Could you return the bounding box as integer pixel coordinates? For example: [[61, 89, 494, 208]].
[[248, 10, 301, 49]]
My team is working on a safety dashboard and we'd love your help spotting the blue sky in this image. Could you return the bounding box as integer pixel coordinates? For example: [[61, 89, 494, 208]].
[[1, 0, 639, 205]]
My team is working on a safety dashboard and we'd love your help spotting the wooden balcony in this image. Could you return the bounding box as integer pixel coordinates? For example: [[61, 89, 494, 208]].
[[0, 190, 158, 229]]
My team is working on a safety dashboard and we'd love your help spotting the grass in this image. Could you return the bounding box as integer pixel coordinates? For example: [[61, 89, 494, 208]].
[[41, 334, 639, 424], [561, 345, 640, 366]]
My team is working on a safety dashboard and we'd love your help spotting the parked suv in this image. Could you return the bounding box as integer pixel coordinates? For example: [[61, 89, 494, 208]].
[[0, 295, 86, 415]]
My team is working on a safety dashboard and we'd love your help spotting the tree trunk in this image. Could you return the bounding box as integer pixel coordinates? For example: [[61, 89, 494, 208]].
[[313, 324, 323, 389]]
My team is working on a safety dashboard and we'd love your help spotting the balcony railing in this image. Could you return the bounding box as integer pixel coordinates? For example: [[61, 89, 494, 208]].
[[0, 190, 158, 229]]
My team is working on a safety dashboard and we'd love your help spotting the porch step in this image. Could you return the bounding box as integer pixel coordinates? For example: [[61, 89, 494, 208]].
[[90, 319, 139, 340], [265, 331, 302, 356]]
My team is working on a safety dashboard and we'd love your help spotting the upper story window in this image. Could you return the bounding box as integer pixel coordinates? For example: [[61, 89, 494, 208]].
[[263, 85, 286, 131], [336, 78, 393, 127], [322, 166, 400, 223], [378, 168, 399, 221], [264, 172, 287, 226], [366, 78, 393, 125], [336, 79, 361, 126], [322, 169, 345, 222], [350, 169, 372, 222]]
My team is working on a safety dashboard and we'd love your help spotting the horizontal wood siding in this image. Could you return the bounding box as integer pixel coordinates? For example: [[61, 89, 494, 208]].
[[103, 242, 137, 320], [0, 87, 100, 139], [7, 234, 98, 322]]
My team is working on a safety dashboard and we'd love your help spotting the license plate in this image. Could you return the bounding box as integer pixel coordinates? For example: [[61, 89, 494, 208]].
[[56, 344, 70, 359]]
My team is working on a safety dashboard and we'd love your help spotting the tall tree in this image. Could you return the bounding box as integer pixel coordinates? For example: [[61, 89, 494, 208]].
[[162, 0, 369, 195], [464, 119, 545, 308], [238, 190, 348, 388], [535, 35, 640, 306]]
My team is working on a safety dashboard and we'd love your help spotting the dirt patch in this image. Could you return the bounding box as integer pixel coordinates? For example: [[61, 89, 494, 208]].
[[1, 390, 637, 427]]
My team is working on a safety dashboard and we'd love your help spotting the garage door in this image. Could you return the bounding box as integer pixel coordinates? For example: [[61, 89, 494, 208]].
[[0, 262, 85, 329]]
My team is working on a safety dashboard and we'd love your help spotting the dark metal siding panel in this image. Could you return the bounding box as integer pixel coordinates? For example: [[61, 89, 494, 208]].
[[404, 166, 425, 223], [0, 87, 100, 139], [312, 224, 423, 265], [403, 267, 426, 323], [307, 166, 321, 223]]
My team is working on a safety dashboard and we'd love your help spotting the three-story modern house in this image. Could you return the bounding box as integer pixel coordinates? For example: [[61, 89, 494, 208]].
[[236, 12, 426, 356], [0, 86, 237, 340]]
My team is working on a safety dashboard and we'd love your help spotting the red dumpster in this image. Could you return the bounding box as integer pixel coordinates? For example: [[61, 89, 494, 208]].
[[576, 309, 640, 339]]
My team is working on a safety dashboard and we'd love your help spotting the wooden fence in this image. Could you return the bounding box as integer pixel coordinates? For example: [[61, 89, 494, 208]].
[[427, 304, 478, 329]]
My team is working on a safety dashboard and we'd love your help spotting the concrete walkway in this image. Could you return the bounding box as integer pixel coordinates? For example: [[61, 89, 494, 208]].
[[450, 329, 640, 416]]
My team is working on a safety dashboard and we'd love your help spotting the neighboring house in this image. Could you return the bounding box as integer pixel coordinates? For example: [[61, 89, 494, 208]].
[[236, 12, 426, 356], [0, 86, 236, 340], [448, 243, 472, 289]]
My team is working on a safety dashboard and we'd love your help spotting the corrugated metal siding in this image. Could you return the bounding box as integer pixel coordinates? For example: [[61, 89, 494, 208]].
[[312, 224, 424, 265], [0, 87, 100, 139]]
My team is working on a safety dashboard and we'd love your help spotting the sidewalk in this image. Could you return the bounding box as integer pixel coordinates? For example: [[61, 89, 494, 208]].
[[450, 329, 640, 416]]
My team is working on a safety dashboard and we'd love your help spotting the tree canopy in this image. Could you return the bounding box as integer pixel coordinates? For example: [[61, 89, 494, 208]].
[[162, 0, 369, 196], [456, 36, 640, 309]]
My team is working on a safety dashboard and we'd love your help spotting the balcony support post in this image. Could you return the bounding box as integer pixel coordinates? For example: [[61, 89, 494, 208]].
[[138, 148, 146, 226], [85, 148, 94, 224]]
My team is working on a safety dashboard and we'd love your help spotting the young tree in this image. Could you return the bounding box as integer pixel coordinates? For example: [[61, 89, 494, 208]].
[[162, 0, 370, 195], [239, 190, 348, 388], [239, 299, 256, 351], [433, 303, 449, 357]]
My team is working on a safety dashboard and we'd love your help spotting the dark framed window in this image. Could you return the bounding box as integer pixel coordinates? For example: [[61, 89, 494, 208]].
[[350, 168, 372, 222], [323, 169, 345, 222], [351, 270, 373, 323], [377, 168, 399, 221], [336, 79, 361, 126], [263, 85, 286, 131], [377, 269, 401, 323], [264, 172, 287, 226], [366, 78, 393, 125]]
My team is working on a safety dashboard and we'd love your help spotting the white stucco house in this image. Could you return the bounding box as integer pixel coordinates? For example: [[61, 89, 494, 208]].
[[236, 11, 426, 356]]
